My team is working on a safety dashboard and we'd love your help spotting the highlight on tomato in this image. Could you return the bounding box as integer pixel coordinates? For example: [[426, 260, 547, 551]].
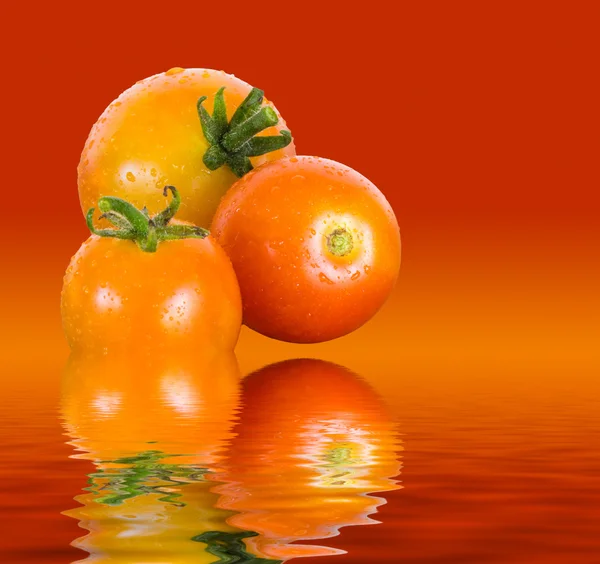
[[61, 349, 246, 563], [78, 68, 295, 229], [212, 156, 401, 343], [211, 359, 402, 561], [61, 186, 242, 352]]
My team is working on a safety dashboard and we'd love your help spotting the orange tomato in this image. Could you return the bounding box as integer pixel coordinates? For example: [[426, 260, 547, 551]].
[[212, 156, 401, 343], [213, 359, 402, 561], [61, 187, 241, 352], [62, 350, 244, 562], [78, 68, 295, 228]]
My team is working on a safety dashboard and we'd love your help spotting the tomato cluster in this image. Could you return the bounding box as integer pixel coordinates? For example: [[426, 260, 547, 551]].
[[62, 68, 401, 350]]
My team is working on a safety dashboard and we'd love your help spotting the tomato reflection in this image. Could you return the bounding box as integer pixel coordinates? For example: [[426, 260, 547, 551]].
[[61, 351, 248, 563], [214, 359, 402, 561]]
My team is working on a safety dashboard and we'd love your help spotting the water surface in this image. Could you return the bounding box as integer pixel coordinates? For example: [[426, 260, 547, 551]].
[[1, 355, 599, 562]]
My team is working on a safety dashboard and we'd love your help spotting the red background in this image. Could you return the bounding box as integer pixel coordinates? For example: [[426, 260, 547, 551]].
[[1, 1, 599, 562], [2, 1, 599, 372]]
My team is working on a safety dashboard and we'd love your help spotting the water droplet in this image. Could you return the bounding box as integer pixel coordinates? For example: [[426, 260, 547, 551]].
[[126, 171, 136, 182], [310, 228, 316, 236], [364, 265, 371, 273], [351, 271, 361, 280], [166, 67, 185, 75], [319, 272, 334, 284]]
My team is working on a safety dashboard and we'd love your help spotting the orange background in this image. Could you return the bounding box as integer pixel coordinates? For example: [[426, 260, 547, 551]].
[[2, 1, 599, 376], [1, 2, 600, 562]]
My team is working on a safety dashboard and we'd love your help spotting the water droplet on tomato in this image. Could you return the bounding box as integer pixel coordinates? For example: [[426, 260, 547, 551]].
[[165, 67, 185, 76], [364, 265, 371, 273], [319, 272, 334, 284], [351, 271, 361, 280], [126, 171, 136, 182]]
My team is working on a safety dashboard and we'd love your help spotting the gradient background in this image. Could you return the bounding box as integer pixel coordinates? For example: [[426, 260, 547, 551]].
[[2, 0, 599, 374], [1, 1, 600, 561]]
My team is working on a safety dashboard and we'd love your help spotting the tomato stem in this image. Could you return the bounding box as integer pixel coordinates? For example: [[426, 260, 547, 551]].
[[197, 87, 293, 178], [86, 186, 209, 252], [327, 228, 354, 257], [222, 106, 278, 151]]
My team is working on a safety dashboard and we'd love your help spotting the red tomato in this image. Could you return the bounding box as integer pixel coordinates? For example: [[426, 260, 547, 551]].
[[212, 156, 401, 343]]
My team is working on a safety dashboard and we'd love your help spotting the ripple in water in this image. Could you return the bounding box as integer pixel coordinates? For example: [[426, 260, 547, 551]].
[[60, 353, 402, 562]]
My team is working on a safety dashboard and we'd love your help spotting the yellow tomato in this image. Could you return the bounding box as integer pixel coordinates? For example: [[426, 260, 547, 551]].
[[78, 68, 295, 228]]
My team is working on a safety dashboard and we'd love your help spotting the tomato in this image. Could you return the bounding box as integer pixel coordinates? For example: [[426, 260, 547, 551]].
[[78, 67, 295, 229], [61, 187, 241, 352], [212, 156, 401, 343], [62, 350, 244, 562], [213, 359, 402, 561]]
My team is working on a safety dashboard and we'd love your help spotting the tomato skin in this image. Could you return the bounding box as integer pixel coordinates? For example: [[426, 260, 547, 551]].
[[212, 156, 401, 343], [61, 233, 242, 352], [78, 68, 295, 228]]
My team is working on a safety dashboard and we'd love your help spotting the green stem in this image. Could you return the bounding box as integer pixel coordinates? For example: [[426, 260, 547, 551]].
[[86, 208, 135, 240], [197, 87, 293, 178], [86, 186, 209, 252], [239, 130, 292, 157], [229, 87, 264, 129], [327, 227, 354, 257], [203, 144, 228, 171], [98, 196, 149, 239], [222, 106, 279, 152], [152, 186, 179, 227]]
